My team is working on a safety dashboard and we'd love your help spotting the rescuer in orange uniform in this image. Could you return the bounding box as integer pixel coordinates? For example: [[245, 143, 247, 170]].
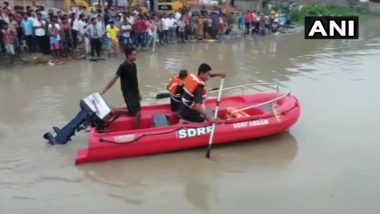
[[178, 63, 225, 123], [166, 69, 188, 112]]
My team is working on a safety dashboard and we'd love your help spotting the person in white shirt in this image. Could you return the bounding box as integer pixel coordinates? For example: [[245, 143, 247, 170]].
[[86, 18, 104, 59], [70, 6, 80, 17], [78, 14, 87, 36], [70, 13, 80, 49], [75, 14, 86, 44], [39, 6, 48, 21], [120, 20, 132, 49], [168, 14, 176, 42], [161, 14, 170, 44], [174, 11, 182, 38], [175, 11, 181, 21], [126, 12, 135, 25], [177, 16, 186, 43], [82, 18, 91, 56], [124, 12, 135, 43], [33, 13, 49, 54]]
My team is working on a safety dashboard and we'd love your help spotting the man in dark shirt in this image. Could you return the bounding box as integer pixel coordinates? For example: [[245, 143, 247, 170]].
[[101, 47, 142, 129]]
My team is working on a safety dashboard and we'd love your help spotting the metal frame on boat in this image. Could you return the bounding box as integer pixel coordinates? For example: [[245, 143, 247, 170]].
[[208, 81, 280, 96], [207, 81, 290, 116]]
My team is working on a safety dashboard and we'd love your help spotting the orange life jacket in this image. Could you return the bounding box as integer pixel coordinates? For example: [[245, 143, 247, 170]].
[[182, 74, 208, 107], [168, 76, 184, 97], [227, 107, 251, 119]]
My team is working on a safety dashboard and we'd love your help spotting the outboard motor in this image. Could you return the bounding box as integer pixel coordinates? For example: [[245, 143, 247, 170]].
[[43, 93, 112, 145]]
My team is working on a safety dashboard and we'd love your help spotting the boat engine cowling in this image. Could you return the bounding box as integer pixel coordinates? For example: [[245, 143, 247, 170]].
[[43, 93, 112, 145]]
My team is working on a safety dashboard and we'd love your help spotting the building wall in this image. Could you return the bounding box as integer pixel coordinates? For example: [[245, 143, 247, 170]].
[[47, 0, 65, 9], [13, 0, 47, 7], [13, 0, 64, 10]]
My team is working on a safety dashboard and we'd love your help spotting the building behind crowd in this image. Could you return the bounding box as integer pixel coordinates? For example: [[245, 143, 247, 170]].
[[10, 0, 64, 9]]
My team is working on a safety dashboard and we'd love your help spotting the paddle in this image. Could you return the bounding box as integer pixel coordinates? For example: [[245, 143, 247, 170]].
[[155, 87, 220, 99], [206, 78, 225, 159]]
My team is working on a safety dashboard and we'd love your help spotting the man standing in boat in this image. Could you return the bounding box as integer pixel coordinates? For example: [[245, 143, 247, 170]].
[[178, 63, 225, 123], [101, 47, 142, 129]]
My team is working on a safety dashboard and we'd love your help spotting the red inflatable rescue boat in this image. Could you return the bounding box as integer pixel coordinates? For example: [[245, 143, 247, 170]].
[[76, 83, 301, 165]]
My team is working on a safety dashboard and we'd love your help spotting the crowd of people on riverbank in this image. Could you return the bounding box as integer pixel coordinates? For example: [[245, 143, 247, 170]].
[[0, 0, 301, 65]]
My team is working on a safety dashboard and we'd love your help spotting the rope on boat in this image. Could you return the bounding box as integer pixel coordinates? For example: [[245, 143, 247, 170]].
[[272, 103, 282, 123]]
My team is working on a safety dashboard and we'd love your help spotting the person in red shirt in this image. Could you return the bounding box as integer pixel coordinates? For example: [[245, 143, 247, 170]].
[[244, 10, 252, 35], [135, 15, 147, 49], [1, 23, 17, 63]]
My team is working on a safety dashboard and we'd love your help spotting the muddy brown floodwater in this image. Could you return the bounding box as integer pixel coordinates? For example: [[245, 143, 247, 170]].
[[1, 17, 380, 214]]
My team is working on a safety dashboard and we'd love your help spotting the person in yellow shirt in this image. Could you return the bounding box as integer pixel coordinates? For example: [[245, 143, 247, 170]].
[[106, 21, 120, 57]]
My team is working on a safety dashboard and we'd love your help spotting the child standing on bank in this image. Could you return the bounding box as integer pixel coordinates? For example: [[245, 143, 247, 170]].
[[105, 21, 120, 57], [48, 16, 62, 65]]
